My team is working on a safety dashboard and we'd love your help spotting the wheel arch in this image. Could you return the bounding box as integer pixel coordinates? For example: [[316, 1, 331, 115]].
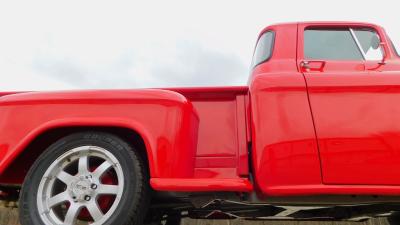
[[0, 120, 154, 186]]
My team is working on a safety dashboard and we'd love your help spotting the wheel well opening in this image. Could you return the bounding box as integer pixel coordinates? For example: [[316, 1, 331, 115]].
[[0, 126, 150, 188]]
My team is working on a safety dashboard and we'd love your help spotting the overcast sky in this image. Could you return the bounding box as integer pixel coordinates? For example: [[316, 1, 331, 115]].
[[0, 0, 399, 91]]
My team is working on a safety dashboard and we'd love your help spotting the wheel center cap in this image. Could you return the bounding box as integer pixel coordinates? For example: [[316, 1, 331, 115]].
[[70, 177, 93, 200], [73, 180, 90, 193]]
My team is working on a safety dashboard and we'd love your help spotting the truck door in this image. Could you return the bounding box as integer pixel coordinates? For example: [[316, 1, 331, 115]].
[[298, 23, 400, 185]]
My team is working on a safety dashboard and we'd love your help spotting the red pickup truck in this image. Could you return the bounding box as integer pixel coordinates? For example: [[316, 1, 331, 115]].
[[2, 21, 400, 225]]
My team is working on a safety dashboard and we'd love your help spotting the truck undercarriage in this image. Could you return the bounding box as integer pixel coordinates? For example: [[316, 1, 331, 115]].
[[146, 192, 400, 223]]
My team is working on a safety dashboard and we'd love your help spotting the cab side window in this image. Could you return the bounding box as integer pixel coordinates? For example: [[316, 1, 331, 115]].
[[252, 31, 274, 67], [304, 29, 363, 60], [304, 28, 384, 61]]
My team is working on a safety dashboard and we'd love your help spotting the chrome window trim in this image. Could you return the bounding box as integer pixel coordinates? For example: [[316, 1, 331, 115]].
[[349, 28, 367, 60]]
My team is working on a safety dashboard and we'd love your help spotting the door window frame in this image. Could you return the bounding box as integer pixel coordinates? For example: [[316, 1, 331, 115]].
[[297, 23, 391, 68]]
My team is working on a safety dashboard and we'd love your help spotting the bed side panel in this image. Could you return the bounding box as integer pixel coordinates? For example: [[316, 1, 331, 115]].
[[170, 87, 250, 179]]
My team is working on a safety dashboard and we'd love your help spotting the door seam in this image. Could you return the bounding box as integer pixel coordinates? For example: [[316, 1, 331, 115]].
[[301, 73, 325, 184]]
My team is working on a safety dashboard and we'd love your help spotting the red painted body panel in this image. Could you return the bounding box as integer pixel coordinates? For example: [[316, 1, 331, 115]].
[[0, 90, 199, 180], [150, 178, 253, 192], [168, 87, 249, 179], [248, 24, 322, 195], [248, 22, 400, 196], [2, 21, 400, 197], [0, 87, 251, 191]]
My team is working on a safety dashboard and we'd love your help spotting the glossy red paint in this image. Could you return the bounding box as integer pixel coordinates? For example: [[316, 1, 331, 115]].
[[248, 24, 322, 196], [0, 92, 20, 97], [0, 90, 199, 181], [2, 22, 400, 198], [150, 178, 253, 192], [0, 87, 252, 189], [169, 87, 250, 179]]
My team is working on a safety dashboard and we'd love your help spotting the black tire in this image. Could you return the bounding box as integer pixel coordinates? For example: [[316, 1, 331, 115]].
[[388, 213, 400, 225], [19, 131, 150, 225], [165, 217, 182, 225]]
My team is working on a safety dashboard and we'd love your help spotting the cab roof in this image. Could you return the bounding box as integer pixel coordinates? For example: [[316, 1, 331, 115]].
[[259, 21, 381, 35]]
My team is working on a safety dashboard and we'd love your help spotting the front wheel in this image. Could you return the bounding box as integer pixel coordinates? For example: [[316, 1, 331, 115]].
[[19, 132, 150, 225]]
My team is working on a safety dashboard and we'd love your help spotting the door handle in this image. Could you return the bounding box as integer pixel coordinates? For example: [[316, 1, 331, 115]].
[[300, 60, 326, 72], [300, 61, 311, 71]]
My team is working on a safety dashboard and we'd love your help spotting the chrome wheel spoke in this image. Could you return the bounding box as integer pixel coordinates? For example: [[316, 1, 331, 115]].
[[93, 161, 112, 179], [97, 184, 119, 195], [64, 203, 81, 225], [86, 201, 104, 222], [47, 191, 69, 208], [78, 155, 89, 175], [56, 170, 74, 185]]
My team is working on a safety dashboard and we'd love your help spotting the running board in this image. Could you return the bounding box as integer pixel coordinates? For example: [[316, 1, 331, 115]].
[[150, 178, 253, 192]]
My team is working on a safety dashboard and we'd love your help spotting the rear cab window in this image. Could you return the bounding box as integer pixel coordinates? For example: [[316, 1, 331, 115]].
[[251, 31, 275, 68], [304, 27, 384, 61]]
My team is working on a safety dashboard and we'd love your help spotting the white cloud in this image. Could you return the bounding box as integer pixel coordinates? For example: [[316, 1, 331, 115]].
[[0, 0, 399, 90]]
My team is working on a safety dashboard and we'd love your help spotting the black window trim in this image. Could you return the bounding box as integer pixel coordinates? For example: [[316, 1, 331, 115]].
[[252, 30, 275, 69]]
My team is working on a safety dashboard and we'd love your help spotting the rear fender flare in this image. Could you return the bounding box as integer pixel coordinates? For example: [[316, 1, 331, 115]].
[[5, 117, 157, 176]]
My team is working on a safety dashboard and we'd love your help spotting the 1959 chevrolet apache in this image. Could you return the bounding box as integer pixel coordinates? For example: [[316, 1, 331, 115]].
[[1, 21, 400, 225]]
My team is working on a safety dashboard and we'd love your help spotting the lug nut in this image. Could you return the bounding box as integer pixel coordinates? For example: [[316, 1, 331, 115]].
[[91, 183, 98, 189], [84, 195, 91, 201]]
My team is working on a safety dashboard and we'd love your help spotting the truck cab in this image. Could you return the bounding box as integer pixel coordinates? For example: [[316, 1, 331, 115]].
[[250, 22, 400, 196], [2, 22, 400, 224]]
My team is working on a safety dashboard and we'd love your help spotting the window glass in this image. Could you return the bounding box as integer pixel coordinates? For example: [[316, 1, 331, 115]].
[[304, 29, 363, 60], [251, 31, 274, 67], [390, 39, 400, 57], [386, 29, 400, 57], [353, 29, 383, 61]]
